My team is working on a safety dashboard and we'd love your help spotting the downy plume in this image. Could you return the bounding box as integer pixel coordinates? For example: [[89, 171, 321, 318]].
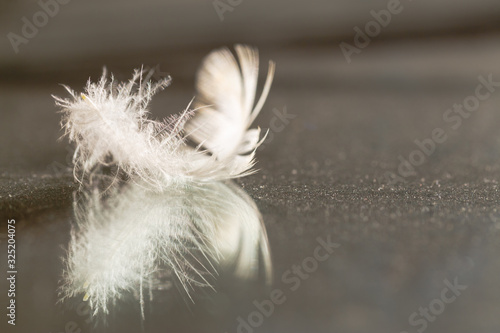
[[54, 45, 275, 190]]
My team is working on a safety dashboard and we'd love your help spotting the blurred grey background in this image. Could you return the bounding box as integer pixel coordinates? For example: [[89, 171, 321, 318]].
[[1, 0, 500, 80], [3, 0, 500, 172]]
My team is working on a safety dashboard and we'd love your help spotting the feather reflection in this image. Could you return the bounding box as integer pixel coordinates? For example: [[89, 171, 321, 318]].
[[60, 181, 271, 319]]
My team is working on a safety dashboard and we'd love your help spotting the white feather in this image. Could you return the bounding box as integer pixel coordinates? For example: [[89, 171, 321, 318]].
[[54, 45, 275, 190]]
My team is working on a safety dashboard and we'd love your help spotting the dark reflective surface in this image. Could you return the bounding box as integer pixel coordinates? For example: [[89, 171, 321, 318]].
[[3, 35, 500, 333]]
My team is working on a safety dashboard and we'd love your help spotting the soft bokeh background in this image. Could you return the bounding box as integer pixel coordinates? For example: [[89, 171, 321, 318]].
[[3, 1, 500, 333]]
